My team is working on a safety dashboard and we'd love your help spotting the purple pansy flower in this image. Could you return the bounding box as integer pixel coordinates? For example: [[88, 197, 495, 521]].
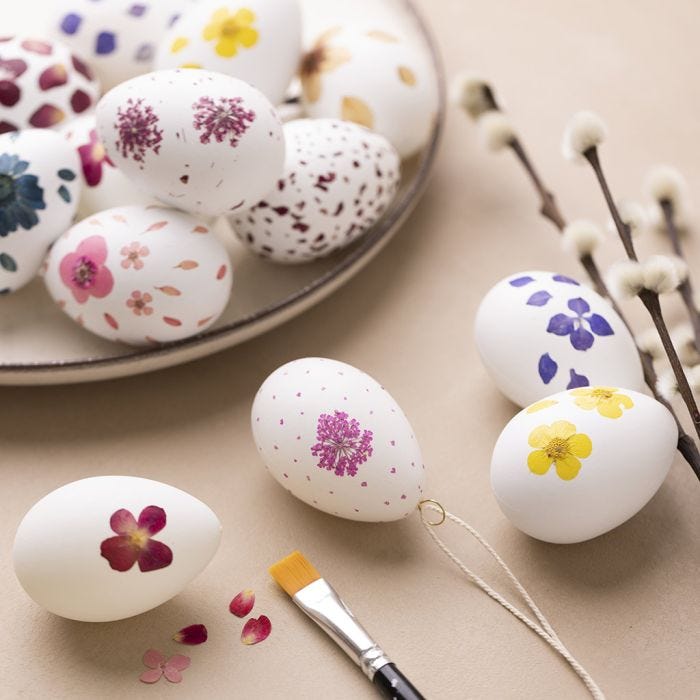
[[547, 297, 614, 351]]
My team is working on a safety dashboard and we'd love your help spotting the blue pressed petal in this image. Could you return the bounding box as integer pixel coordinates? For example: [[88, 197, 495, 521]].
[[589, 313, 614, 336], [567, 297, 590, 316], [96, 31, 117, 55], [570, 326, 594, 351], [57, 184, 71, 203], [0, 152, 12, 173], [547, 313, 575, 336], [538, 353, 558, 384], [0, 252, 17, 272], [509, 276, 535, 287], [14, 204, 39, 230], [553, 274, 580, 285], [527, 290, 552, 307], [12, 159, 29, 176], [60, 12, 82, 35], [58, 168, 76, 181], [0, 208, 16, 236], [567, 369, 590, 389]]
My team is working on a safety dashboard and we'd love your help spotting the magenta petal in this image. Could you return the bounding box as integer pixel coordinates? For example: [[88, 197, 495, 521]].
[[101, 535, 139, 571], [138, 538, 173, 572], [110, 508, 137, 534], [173, 624, 208, 645], [241, 615, 272, 645], [29, 103, 65, 127], [229, 589, 255, 618], [38, 64, 68, 90], [76, 235, 108, 265], [139, 668, 163, 684], [137, 505, 166, 534], [142, 649, 165, 669]]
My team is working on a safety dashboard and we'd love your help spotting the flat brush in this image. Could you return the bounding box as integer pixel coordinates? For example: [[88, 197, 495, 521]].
[[269, 551, 425, 700]]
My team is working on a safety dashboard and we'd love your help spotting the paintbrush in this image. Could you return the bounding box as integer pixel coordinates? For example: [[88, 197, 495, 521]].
[[269, 551, 425, 700]]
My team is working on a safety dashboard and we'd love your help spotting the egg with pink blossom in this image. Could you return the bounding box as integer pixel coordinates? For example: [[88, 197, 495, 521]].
[[43, 205, 232, 346], [252, 357, 426, 522]]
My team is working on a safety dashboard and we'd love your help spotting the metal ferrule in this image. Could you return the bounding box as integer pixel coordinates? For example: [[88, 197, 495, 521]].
[[293, 578, 391, 680]]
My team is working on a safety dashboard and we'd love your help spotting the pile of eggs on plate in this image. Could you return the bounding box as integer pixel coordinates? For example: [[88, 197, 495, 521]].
[[0, 0, 438, 346]]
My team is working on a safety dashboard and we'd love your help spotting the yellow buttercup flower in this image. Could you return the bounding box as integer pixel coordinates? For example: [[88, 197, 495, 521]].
[[527, 420, 592, 481], [202, 7, 259, 58], [570, 386, 633, 419]]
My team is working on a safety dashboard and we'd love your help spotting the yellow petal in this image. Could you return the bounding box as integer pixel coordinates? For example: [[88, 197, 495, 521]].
[[216, 36, 238, 58], [551, 420, 576, 439], [302, 73, 322, 103], [528, 424, 553, 448], [598, 400, 623, 419], [211, 7, 230, 23], [569, 388, 591, 397], [618, 393, 634, 408], [528, 450, 552, 475], [567, 432, 592, 459], [341, 96, 374, 128], [367, 30, 399, 43], [321, 47, 352, 73], [555, 455, 581, 480], [180, 63, 202, 69], [237, 26, 259, 48], [574, 396, 598, 411], [314, 26, 342, 48], [170, 36, 189, 54], [526, 399, 558, 414], [398, 65, 416, 86], [233, 8, 255, 25]]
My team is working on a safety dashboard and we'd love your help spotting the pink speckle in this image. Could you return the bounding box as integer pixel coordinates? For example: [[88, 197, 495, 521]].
[[401, 494, 407, 500], [306, 475, 310, 481], [296, 392, 302, 397], [390, 440, 395, 446], [354, 508, 359, 512], [384, 501, 390, 506], [361, 481, 367, 487], [279, 419, 284, 425], [273, 445, 278, 450], [283, 473, 288, 479], [296, 435, 301, 440], [390, 467, 396, 474]]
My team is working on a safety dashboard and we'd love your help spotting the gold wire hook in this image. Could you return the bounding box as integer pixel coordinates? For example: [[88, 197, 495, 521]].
[[418, 499, 446, 526]]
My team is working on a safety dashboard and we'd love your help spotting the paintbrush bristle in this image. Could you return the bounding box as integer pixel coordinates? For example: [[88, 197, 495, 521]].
[[269, 550, 321, 597]]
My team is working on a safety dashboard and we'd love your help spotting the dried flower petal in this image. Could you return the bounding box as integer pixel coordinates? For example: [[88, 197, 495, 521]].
[[229, 589, 255, 617], [140, 668, 163, 684], [163, 654, 191, 683], [143, 648, 166, 668], [241, 615, 271, 645], [173, 624, 208, 645]]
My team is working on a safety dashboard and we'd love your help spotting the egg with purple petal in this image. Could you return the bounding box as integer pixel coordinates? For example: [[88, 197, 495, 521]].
[[155, 0, 302, 106], [230, 119, 400, 264], [43, 205, 232, 345], [0, 35, 100, 134], [252, 357, 426, 522], [474, 271, 645, 407], [96, 69, 285, 218], [0, 129, 81, 294]]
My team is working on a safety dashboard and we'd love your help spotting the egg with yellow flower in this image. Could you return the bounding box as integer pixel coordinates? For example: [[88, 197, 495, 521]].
[[155, 0, 302, 105], [491, 387, 677, 543]]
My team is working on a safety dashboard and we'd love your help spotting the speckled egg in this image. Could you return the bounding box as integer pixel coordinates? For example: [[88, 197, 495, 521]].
[[491, 387, 677, 543], [61, 114, 153, 219], [49, 0, 195, 91], [252, 358, 426, 522], [231, 119, 400, 264], [0, 35, 100, 133], [44, 205, 232, 345], [155, 0, 302, 106], [96, 69, 285, 217], [0, 129, 80, 293], [474, 271, 645, 407], [300, 26, 438, 158]]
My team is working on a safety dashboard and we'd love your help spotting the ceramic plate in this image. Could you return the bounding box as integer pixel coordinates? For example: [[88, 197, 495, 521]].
[[0, 0, 444, 385]]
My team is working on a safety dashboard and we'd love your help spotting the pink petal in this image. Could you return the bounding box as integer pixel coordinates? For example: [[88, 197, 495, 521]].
[[38, 63, 68, 90], [173, 624, 208, 645], [110, 508, 137, 534], [29, 103, 65, 127], [142, 648, 166, 669], [138, 538, 173, 572], [163, 667, 183, 683], [90, 267, 114, 299], [165, 654, 191, 672], [77, 235, 108, 265], [139, 669, 163, 684], [100, 535, 139, 571], [137, 505, 166, 534], [229, 589, 255, 618], [241, 615, 271, 645]]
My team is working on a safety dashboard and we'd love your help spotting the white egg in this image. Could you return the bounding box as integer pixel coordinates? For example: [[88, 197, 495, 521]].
[[96, 69, 285, 217], [13, 476, 222, 622], [475, 271, 645, 407], [0, 129, 80, 293], [491, 387, 677, 543], [231, 119, 400, 264], [60, 114, 153, 218], [0, 35, 99, 133], [300, 26, 438, 158], [44, 205, 233, 345], [48, 0, 195, 92], [155, 0, 302, 106], [252, 358, 426, 522]]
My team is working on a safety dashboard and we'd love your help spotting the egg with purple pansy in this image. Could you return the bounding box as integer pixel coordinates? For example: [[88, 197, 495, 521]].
[[474, 271, 645, 407], [252, 357, 426, 522], [96, 69, 285, 218]]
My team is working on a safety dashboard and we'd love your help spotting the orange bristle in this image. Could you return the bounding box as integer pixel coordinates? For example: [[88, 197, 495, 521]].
[[269, 550, 322, 597]]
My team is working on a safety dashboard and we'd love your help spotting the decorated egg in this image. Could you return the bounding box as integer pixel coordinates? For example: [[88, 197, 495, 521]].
[[474, 271, 645, 407], [155, 0, 302, 106], [252, 358, 426, 522], [0, 35, 99, 133], [13, 476, 222, 622], [96, 69, 285, 217], [61, 114, 153, 218], [300, 26, 438, 158], [0, 129, 80, 293], [491, 387, 677, 543], [43, 205, 232, 345], [49, 0, 194, 91], [231, 119, 400, 263]]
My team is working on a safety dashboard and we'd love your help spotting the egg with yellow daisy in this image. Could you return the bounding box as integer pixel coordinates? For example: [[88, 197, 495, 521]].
[[491, 386, 677, 543]]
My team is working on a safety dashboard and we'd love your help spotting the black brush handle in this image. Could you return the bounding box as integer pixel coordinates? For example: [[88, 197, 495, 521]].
[[373, 663, 425, 700]]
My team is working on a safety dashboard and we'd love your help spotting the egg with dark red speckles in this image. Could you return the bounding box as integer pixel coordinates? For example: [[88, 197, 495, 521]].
[[230, 119, 400, 264]]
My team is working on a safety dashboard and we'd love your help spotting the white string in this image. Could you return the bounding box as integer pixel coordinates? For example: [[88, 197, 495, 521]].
[[419, 503, 605, 700]]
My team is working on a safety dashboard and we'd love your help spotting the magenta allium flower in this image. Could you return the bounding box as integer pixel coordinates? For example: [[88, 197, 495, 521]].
[[58, 235, 114, 304], [114, 98, 163, 164], [192, 96, 255, 147], [100, 505, 173, 572], [139, 649, 190, 684], [311, 410, 373, 477]]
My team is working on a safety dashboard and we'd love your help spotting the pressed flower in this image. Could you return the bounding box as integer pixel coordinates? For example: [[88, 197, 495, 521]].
[[192, 96, 255, 148], [78, 128, 113, 187], [241, 615, 271, 645], [0, 153, 46, 236], [58, 235, 114, 304], [139, 649, 190, 684], [202, 7, 259, 58], [229, 589, 255, 617], [300, 28, 351, 103], [547, 297, 614, 351], [115, 98, 163, 164], [100, 505, 173, 572], [126, 290, 154, 316], [527, 420, 592, 481], [526, 399, 558, 414], [311, 410, 373, 477], [570, 387, 633, 419], [120, 241, 149, 270], [173, 624, 208, 645]]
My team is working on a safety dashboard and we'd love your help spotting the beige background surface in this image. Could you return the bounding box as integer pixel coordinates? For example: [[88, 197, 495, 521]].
[[2, 0, 700, 698]]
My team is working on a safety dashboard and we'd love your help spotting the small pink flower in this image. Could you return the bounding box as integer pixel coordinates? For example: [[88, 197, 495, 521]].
[[100, 506, 173, 572], [58, 235, 114, 304], [139, 649, 190, 684], [173, 624, 208, 645], [311, 410, 373, 477], [241, 615, 271, 645], [120, 241, 149, 270], [229, 589, 255, 617], [126, 290, 154, 316]]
